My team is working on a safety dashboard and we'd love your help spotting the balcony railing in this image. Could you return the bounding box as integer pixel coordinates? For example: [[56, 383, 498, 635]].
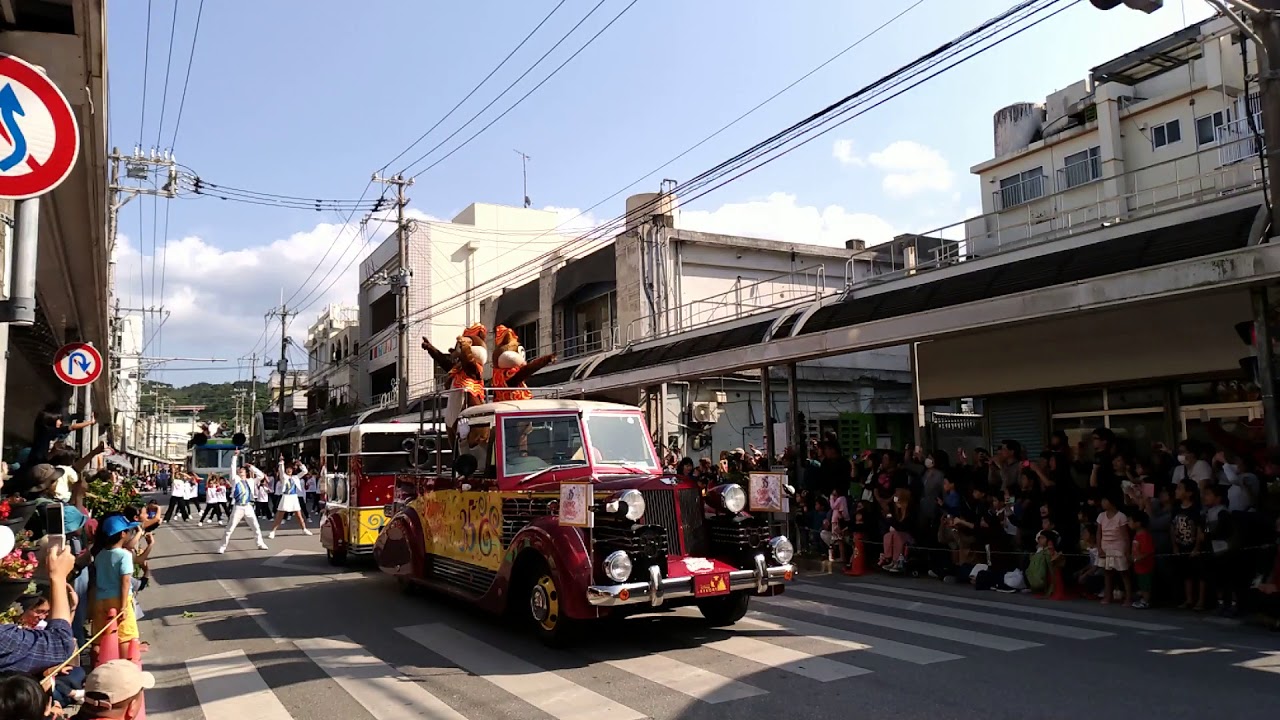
[[992, 173, 1048, 210], [555, 323, 619, 359], [1058, 153, 1102, 190], [847, 132, 1265, 295], [1216, 115, 1264, 165]]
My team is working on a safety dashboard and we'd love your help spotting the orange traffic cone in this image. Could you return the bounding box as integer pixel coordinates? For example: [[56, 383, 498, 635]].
[[843, 533, 866, 577], [94, 609, 121, 666], [1049, 566, 1069, 601], [126, 640, 147, 720]]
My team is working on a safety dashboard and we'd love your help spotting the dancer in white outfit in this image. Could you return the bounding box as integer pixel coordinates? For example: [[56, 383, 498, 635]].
[[219, 453, 269, 553], [269, 456, 312, 539]]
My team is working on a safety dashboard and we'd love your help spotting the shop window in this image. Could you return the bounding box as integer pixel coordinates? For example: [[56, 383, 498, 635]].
[[1106, 412, 1166, 464], [1107, 385, 1166, 410], [1050, 416, 1105, 460], [1050, 389, 1104, 414]]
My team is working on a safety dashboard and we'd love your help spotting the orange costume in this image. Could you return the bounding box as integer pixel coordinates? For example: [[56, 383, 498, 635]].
[[421, 324, 490, 435], [491, 324, 556, 402]]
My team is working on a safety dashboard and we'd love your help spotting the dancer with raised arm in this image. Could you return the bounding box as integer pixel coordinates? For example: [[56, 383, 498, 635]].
[[268, 454, 312, 540], [219, 452, 269, 554]]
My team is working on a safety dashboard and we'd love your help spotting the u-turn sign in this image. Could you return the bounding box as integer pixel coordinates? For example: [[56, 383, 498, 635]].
[[53, 342, 102, 386]]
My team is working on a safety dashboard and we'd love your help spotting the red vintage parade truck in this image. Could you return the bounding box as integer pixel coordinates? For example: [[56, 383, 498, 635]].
[[374, 398, 797, 645]]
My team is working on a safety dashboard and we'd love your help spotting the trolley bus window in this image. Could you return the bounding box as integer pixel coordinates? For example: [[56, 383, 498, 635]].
[[324, 435, 350, 502], [457, 424, 495, 479], [584, 414, 658, 469], [360, 432, 413, 474], [194, 447, 233, 470], [503, 416, 587, 475]]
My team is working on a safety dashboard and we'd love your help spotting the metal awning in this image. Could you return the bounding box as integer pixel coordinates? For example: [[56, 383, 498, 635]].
[[1090, 24, 1202, 86]]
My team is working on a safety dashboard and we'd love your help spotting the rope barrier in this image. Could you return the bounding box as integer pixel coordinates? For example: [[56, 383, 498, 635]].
[[803, 532, 1278, 561], [39, 613, 118, 691]]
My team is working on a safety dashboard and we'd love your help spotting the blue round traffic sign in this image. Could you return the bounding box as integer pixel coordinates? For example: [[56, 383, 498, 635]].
[[53, 342, 102, 386]]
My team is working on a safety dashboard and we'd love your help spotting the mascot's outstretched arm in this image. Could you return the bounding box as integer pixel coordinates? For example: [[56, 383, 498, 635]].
[[421, 336, 453, 368], [507, 352, 556, 388]]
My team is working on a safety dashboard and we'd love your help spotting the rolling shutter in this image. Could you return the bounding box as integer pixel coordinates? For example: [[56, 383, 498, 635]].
[[986, 394, 1046, 458]]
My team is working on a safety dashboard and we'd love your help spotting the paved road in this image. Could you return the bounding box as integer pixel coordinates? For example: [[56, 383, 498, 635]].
[[136, 519, 1280, 720]]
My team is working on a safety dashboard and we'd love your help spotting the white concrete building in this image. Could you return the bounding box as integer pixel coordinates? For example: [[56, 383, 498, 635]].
[[109, 315, 144, 451], [305, 304, 359, 415], [357, 203, 575, 405]]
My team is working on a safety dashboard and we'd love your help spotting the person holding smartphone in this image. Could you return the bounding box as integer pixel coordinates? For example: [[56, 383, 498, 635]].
[[0, 528, 77, 674]]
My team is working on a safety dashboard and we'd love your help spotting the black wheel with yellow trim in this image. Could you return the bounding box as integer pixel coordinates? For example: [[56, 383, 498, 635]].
[[326, 547, 348, 566], [525, 559, 576, 647], [697, 591, 750, 626]]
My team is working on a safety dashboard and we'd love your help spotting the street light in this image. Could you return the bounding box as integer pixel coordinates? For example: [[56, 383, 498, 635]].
[[1088, 0, 1163, 11]]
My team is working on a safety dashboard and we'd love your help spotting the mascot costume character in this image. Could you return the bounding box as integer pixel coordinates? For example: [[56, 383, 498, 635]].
[[491, 324, 556, 401], [421, 324, 489, 447]]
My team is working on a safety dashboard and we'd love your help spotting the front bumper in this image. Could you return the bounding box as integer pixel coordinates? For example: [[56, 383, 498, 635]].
[[587, 553, 796, 608]]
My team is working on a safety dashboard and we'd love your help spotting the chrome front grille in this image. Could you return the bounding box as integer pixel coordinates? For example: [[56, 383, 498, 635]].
[[678, 488, 710, 556], [641, 489, 681, 554]]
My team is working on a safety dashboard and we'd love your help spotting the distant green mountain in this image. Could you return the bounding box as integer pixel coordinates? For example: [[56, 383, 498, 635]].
[[141, 380, 273, 425]]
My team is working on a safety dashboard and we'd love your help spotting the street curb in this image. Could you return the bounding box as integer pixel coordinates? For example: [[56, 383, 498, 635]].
[[795, 557, 832, 575]]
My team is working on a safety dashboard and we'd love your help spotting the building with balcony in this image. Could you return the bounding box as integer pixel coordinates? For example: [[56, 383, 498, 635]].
[[0, 1, 110, 453], [476, 192, 916, 456], [533, 12, 1278, 462], [304, 304, 359, 417], [357, 202, 577, 406], [109, 314, 143, 451]]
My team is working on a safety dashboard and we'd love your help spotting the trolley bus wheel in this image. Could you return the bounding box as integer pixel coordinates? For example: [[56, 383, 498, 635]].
[[697, 591, 750, 627], [524, 559, 575, 647], [326, 547, 348, 567]]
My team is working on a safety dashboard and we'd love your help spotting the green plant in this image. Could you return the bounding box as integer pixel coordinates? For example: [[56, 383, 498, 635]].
[[85, 475, 142, 517]]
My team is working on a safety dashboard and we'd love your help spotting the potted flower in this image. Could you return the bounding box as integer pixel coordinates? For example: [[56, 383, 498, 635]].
[[0, 525, 37, 608], [0, 495, 38, 534]]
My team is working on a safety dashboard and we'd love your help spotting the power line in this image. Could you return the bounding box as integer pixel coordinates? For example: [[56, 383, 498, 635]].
[[380, 0, 570, 172], [153, 0, 180, 149], [400, 0, 1068, 329], [399, 0, 626, 178], [168, 0, 206, 150], [138, 0, 153, 144]]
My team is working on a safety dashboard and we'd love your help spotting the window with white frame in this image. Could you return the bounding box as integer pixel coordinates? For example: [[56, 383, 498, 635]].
[[1195, 109, 1231, 146], [998, 167, 1045, 209], [1049, 385, 1167, 462], [1060, 146, 1101, 189], [1151, 119, 1182, 149]]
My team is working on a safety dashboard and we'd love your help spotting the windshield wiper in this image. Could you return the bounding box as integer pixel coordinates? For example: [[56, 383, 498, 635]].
[[519, 462, 585, 485]]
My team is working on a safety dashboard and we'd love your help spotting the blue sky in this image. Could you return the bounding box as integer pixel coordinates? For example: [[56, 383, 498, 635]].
[[106, 0, 1214, 388]]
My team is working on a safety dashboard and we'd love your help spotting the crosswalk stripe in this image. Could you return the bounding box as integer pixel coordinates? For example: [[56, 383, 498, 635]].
[[741, 611, 963, 665], [703, 636, 872, 682], [397, 623, 646, 720], [758, 594, 1040, 651], [296, 636, 468, 720], [186, 650, 293, 720], [600, 655, 767, 703], [790, 584, 1113, 640], [846, 580, 1178, 631]]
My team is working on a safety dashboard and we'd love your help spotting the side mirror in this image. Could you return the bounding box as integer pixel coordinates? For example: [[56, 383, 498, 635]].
[[453, 454, 479, 479], [190, 433, 208, 448], [232, 432, 247, 447]]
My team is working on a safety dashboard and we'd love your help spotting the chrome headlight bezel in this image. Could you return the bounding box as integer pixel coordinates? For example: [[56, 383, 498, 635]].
[[769, 535, 794, 565], [603, 550, 633, 582], [604, 489, 646, 521], [706, 483, 747, 514]]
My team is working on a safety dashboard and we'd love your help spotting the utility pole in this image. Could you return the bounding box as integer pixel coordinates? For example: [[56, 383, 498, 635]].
[[265, 300, 297, 420], [514, 149, 532, 208], [372, 173, 414, 414]]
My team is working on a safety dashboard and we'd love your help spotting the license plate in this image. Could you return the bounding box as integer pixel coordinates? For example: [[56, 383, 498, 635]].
[[383, 504, 396, 517], [692, 571, 731, 598]]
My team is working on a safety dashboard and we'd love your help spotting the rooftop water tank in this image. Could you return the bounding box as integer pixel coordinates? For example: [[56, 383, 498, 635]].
[[993, 102, 1045, 157], [625, 192, 676, 232]]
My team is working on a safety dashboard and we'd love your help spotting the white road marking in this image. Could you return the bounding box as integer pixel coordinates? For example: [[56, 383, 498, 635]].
[[215, 578, 287, 644], [844, 580, 1178, 631], [600, 654, 767, 703], [757, 594, 1040, 651], [186, 650, 293, 720], [1235, 651, 1280, 676], [741, 610, 963, 665], [297, 636, 468, 720], [790, 584, 1112, 640], [397, 623, 646, 720], [703, 636, 871, 682]]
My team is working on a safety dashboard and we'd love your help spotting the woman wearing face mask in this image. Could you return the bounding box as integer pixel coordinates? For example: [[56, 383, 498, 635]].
[[1171, 441, 1214, 491]]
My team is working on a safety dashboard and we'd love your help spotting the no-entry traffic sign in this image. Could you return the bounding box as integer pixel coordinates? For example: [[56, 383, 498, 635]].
[[0, 53, 80, 200], [53, 343, 102, 386]]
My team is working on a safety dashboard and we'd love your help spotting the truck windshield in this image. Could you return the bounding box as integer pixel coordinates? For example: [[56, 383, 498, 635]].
[[502, 415, 588, 475], [584, 414, 657, 469], [193, 447, 234, 470]]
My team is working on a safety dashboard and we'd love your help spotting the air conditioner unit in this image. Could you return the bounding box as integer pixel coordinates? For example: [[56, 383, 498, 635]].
[[691, 401, 721, 424]]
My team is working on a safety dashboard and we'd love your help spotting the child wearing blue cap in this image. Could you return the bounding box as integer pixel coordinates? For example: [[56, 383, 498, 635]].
[[88, 513, 142, 660]]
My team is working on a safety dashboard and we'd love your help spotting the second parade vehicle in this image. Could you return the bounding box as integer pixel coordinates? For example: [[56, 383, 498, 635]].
[[374, 398, 797, 645]]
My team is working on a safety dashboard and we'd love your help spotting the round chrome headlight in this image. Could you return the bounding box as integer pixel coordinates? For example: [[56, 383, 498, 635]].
[[770, 535, 794, 565], [618, 489, 645, 521], [719, 484, 746, 514], [603, 550, 632, 582]]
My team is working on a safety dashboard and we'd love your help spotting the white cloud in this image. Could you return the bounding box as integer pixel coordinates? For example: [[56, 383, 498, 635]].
[[867, 140, 954, 198], [541, 205, 599, 234], [678, 191, 896, 247], [832, 138, 865, 166]]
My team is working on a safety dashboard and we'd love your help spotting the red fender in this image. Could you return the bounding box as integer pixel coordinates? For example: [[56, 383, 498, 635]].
[[499, 517, 596, 620], [320, 511, 345, 552], [375, 506, 427, 580]]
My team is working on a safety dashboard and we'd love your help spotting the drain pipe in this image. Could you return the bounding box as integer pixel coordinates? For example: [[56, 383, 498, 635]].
[[0, 196, 39, 325]]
